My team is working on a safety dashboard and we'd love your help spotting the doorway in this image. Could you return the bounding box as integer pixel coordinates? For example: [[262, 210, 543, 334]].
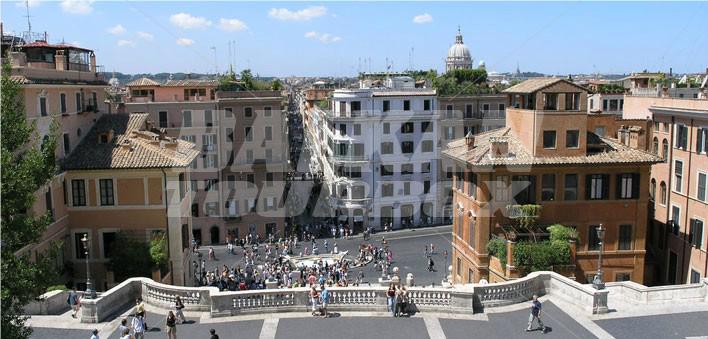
[[210, 226, 220, 245], [668, 251, 678, 284]]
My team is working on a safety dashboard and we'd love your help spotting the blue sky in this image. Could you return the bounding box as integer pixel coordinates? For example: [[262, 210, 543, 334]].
[[2, 1, 707, 77]]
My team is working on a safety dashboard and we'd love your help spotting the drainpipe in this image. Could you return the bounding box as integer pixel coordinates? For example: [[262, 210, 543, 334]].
[[161, 168, 174, 285]]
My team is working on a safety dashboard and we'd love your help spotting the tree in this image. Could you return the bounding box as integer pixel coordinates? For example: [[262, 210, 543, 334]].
[[149, 232, 168, 272], [1, 59, 60, 339], [271, 79, 283, 91], [240, 69, 254, 90]]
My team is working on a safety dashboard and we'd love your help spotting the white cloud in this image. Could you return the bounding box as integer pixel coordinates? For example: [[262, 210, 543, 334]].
[[136, 31, 154, 41], [116, 39, 135, 47], [218, 18, 248, 32], [413, 13, 433, 24], [170, 12, 212, 29], [60, 0, 94, 15], [16, 0, 41, 8], [268, 6, 327, 21], [107, 24, 126, 35], [304, 31, 341, 44], [176, 38, 195, 46]]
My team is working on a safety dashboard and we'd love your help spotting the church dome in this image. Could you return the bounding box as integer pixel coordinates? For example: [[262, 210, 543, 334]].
[[445, 27, 473, 72]]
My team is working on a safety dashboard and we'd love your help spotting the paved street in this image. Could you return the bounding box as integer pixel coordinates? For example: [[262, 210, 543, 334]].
[[595, 311, 708, 339], [196, 226, 453, 287]]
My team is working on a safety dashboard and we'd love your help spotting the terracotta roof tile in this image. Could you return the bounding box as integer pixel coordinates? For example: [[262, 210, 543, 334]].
[[125, 77, 161, 87]]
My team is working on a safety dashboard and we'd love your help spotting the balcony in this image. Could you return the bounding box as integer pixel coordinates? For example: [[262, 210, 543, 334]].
[[466, 110, 506, 120], [331, 154, 368, 162]]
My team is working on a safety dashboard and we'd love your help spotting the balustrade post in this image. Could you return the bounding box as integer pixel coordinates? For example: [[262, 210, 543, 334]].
[[505, 240, 516, 278]]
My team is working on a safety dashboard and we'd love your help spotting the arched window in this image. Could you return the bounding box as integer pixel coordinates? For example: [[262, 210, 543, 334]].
[[650, 179, 656, 200], [662, 139, 669, 161], [660, 181, 667, 205], [652, 137, 659, 155]]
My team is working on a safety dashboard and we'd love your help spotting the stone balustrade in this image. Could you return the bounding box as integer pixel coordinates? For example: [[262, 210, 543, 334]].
[[77, 272, 708, 323]]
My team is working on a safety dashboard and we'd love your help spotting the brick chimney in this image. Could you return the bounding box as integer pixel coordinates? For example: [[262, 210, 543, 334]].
[[465, 133, 475, 150], [489, 136, 509, 158]]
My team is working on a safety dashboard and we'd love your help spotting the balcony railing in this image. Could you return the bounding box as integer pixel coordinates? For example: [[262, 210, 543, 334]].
[[331, 154, 368, 162], [506, 204, 542, 219]]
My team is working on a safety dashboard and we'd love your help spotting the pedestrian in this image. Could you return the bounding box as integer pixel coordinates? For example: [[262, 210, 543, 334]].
[[209, 329, 220, 339], [135, 297, 147, 330], [428, 257, 435, 272], [319, 284, 330, 318], [119, 328, 131, 339], [118, 318, 129, 336], [90, 329, 99, 339], [175, 296, 186, 324], [208, 247, 216, 261], [165, 311, 177, 339], [387, 283, 396, 316], [526, 295, 545, 332], [131, 314, 146, 339], [424, 245, 428, 258], [309, 286, 319, 315], [68, 288, 81, 318]]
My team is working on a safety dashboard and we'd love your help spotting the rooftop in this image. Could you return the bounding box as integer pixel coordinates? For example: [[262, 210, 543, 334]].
[[503, 77, 585, 94], [443, 127, 661, 167], [125, 77, 218, 88], [62, 113, 199, 170]]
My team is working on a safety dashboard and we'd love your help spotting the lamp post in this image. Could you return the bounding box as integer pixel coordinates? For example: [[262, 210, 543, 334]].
[[80, 234, 97, 299], [592, 224, 606, 290]]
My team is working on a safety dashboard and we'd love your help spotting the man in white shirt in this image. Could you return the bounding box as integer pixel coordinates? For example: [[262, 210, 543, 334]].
[[131, 314, 146, 339]]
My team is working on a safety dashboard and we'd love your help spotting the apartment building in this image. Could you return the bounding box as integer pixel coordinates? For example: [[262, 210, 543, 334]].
[[623, 97, 708, 285], [62, 113, 199, 288], [305, 76, 440, 230], [443, 78, 660, 284]]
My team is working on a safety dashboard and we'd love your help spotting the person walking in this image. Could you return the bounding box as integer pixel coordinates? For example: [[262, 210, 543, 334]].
[[175, 296, 186, 324], [131, 314, 146, 339], [309, 286, 320, 315], [68, 288, 81, 318], [526, 295, 545, 332], [119, 328, 131, 339], [428, 257, 435, 272], [209, 329, 220, 339], [319, 284, 330, 318], [90, 329, 99, 339], [165, 311, 177, 339]]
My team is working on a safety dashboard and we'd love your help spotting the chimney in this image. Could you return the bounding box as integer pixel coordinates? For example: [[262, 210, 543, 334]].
[[164, 138, 179, 150], [489, 137, 509, 158], [54, 50, 67, 71], [89, 52, 96, 73], [465, 133, 475, 150], [662, 86, 669, 98]]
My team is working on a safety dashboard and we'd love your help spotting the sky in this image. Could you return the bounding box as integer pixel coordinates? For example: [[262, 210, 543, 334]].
[[1, 1, 707, 77]]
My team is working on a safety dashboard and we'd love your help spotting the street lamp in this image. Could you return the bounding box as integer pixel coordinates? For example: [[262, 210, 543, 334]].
[[80, 234, 97, 299], [592, 224, 606, 290]]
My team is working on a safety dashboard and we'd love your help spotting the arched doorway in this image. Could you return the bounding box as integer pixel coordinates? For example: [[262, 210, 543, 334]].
[[210, 225, 220, 245]]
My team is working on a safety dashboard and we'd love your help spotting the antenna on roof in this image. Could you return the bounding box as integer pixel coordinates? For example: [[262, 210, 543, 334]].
[[24, 0, 32, 36]]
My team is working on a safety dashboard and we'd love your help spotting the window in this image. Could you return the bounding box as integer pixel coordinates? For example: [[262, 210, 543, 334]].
[[265, 126, 272, 141], [403, 100, 410, 111], [401, 122, 414, 134], [192, 179, 199, 192], [456, 258, 461, 276], [353, 124, 361, 135], [689, 219, 703, 249], [401, 163, 413, 175], [205, 202, 218, 216], [204, 110, 213, 127], [181, 135, 196, 143], [350, 101, 361, 116], [564, 174, 578, 201], [602, 99, 608, 111], [265, 149, 273, 162], [224, 107, 233, 118], [588, 225, 601, 251], [424, 180, 431, 194], [403, 182, 411, 195], [60, 93, 66, 113], [698, 172, 707, 202], [248, 199, 256, 212], [543, 93, 558, 110], [182, 110, 192, 127], [75, 92, 82, 112], [63, 133, 70, 155], [202, 134, 216, 151], [652, 137, 659, 155], [381, 142, 393, 154], [99, 179, 114, 206], [565, 93, 580, 110], [675, 124, 688, 149], [482, 103, 490, 112], [499, 103, 505, 112], [203, 154, 217, 168], [586, 174, 609, 200], [697, 127, 708, 154], [264, 106, 272, 117], [421, 162, 431, 173], [244, 107, 253, 117], [691, 270, 701, 284], [566, 130, 579, 148], [609, 99, 619, 111], [467, 172, 477, 198], [226, 128, 234, 142], [266, 173, 274, 187], [512, 175, 536, 204], [484, 175, 505, 202], [382, 183, 394, 197], [671, 205, 681, 235], [619, 224, 632, 250], [39, 96, 47, 116], [617, 173, 639, 199], [660, 181, 667, 205], [383, 123, 390, 134], [650, 179, 656, 200], [380, 164, 393, 176], [424, 99, 431, 111], [204, 179, 218, 192], [71, 179, 86, 206], [543, 131, 556, 149], [101, 231, 117, 259], [541, 174, 555, 201], [422, 140, 433, 152], [226, 200, 239, 216], [446, 126, 455, 140], [245, 127, 253, 142], [401, 141, 414, 154], [674, 160, 683, 193], [246, 150, 253, 163], [247, 174, 255, 188], [615, 273, 631, 282], [383, 100, 390, 113], [350, 166, 361, 178], [421, 121, 432, 133], [159, 111, 168, 128], [662, 139, 669, 161]]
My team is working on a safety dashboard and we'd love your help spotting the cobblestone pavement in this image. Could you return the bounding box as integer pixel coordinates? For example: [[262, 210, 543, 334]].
[[196, 226, 454, 287]]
